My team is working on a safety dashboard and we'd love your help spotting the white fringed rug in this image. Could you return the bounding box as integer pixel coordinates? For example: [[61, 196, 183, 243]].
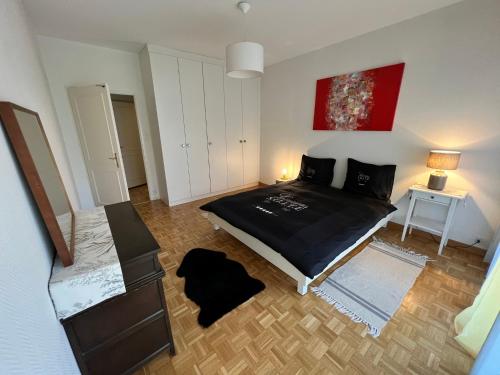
[[312, 239, 427, 337]]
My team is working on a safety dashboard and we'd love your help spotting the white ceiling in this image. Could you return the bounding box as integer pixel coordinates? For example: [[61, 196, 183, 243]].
[[23, 0, 463, 66]]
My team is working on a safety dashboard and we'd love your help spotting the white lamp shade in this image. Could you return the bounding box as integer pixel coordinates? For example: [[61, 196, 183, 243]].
[[426, 150, 461, 170], [226, 41, 264, 79]]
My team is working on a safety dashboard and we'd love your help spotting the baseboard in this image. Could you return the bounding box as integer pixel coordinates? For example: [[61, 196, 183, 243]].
[[387, 221, 486, 256], [167, 182, 260, 206]]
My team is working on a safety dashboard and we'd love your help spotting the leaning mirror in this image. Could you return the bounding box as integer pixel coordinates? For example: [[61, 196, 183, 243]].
[[0, 102, 75, 266]]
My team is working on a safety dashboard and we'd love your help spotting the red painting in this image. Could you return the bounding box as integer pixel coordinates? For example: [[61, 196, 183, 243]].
[[313, 63, 405, 131]]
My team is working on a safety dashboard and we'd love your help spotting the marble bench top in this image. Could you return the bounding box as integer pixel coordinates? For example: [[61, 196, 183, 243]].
[[49, 206, 126, 320]]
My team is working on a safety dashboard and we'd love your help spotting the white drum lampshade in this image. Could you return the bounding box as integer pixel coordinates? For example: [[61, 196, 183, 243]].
[[226, 41, 264, 79], [426, 150, 461, 190]]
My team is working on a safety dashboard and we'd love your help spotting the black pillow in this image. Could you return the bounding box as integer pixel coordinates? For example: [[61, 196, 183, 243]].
[[297, 155, 336, 186], [342, 158, 396, 201]]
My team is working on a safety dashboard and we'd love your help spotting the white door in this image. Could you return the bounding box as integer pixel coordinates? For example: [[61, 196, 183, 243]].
[[112, 99, 147, 188], [203, 63, 228, 193], [178, 58, 211, 197], [224, 76, 244, 188], [149, 53, 191, 203], [242, 79, 261, 184], [68, 85, 129, 205]]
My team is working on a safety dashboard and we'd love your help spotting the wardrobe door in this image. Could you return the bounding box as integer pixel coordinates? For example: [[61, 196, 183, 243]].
[[203, 63, 228, 193], [178, 58, 211, 197], [224, 76, 244, 188], [242, 78, 261, 185], [149, 53, 191, 202]]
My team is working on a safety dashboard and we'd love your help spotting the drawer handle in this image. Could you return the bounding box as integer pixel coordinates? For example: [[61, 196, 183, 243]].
[[430, 196, 434, 199]]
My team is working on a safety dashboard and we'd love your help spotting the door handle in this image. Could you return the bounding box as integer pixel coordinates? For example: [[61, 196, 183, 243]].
[[108, 152, 119, 168]]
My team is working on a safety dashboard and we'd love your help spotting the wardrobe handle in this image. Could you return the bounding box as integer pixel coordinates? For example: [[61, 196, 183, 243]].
[[208, 142, 213, 146], [186, 143, 191, 148], [180, 143, 186, 148], [239, 140, 243, 143], [243, 139, 247, 143]]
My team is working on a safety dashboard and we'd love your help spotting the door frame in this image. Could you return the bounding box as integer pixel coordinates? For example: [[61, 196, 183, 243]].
[[110, 90, 154, 201]]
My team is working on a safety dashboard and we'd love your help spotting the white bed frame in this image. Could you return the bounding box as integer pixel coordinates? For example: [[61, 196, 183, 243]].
[[203, 211, 395, 295]]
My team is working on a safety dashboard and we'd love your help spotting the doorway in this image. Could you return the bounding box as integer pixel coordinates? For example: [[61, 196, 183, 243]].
[[110, 94, 149, 205]]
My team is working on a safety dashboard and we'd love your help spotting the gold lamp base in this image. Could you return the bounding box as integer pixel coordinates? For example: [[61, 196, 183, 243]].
[[427, 171, 447, 190]]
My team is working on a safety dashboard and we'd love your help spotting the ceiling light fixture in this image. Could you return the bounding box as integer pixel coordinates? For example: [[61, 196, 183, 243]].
[[225, 1, 264, 79]]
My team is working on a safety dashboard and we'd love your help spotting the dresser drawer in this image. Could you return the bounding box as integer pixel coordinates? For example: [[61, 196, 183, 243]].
[[414, 191, 451, 205], [85, 315, 170, 375], [68, 280, 164, 352], [122, 253, 162, 287]]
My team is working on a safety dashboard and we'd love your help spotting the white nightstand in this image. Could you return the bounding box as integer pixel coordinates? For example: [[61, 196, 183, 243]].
[[401, 184, 468, 255]]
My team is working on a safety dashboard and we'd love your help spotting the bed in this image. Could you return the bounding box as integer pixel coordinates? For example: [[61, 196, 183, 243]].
[[200, 178, 397, 294]]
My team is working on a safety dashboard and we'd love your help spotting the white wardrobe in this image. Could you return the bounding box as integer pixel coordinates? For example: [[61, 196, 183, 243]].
[[141, 46, 260, 206]]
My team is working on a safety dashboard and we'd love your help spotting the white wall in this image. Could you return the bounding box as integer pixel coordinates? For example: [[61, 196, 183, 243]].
[[261, 0, 500, 249], [37, 36, 160, 208], [0, 0, 79, 374], [139, 47, 168, 202]]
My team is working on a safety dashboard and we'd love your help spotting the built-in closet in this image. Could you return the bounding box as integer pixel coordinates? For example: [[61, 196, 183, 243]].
[[141, 46, 260, 206]]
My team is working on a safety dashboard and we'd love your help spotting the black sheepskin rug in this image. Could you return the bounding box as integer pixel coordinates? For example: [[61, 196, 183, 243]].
[[176, 248, 265, 327]]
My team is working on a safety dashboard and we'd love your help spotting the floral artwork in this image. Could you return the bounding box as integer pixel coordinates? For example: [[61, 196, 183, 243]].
[[313, 63, 405, 131]]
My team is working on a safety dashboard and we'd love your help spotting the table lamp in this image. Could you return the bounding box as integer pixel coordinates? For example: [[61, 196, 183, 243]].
[[426, 150, 461, 190]]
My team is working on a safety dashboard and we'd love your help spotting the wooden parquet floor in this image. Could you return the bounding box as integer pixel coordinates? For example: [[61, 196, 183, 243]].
[[132, 188, 487, 375], [129, 184, 150, 205]]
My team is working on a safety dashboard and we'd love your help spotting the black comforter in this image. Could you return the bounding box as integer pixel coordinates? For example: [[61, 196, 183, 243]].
[[200, 181, 397, 278]]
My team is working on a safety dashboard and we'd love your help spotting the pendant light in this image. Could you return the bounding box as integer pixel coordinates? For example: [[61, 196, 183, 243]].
[[226, 1, 264, 79]]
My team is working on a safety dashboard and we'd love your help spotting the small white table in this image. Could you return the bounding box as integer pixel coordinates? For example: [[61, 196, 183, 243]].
[[401, 184, 468, 255]]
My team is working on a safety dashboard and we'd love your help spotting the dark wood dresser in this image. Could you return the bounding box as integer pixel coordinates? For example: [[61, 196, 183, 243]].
[[62, 202, 175, 375]]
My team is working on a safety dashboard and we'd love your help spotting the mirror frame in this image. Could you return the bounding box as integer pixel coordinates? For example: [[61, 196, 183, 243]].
[[0, 102, 75, 266]]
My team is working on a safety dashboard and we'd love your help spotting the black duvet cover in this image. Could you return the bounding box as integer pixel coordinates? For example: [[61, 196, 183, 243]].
[[200, 181, 397, 278]]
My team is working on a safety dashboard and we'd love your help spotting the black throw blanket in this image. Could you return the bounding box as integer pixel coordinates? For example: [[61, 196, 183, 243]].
[[200, 181, 396, 278]]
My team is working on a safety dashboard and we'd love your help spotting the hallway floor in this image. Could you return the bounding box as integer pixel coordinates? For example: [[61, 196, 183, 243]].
[[129, 184, 150, 205]]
